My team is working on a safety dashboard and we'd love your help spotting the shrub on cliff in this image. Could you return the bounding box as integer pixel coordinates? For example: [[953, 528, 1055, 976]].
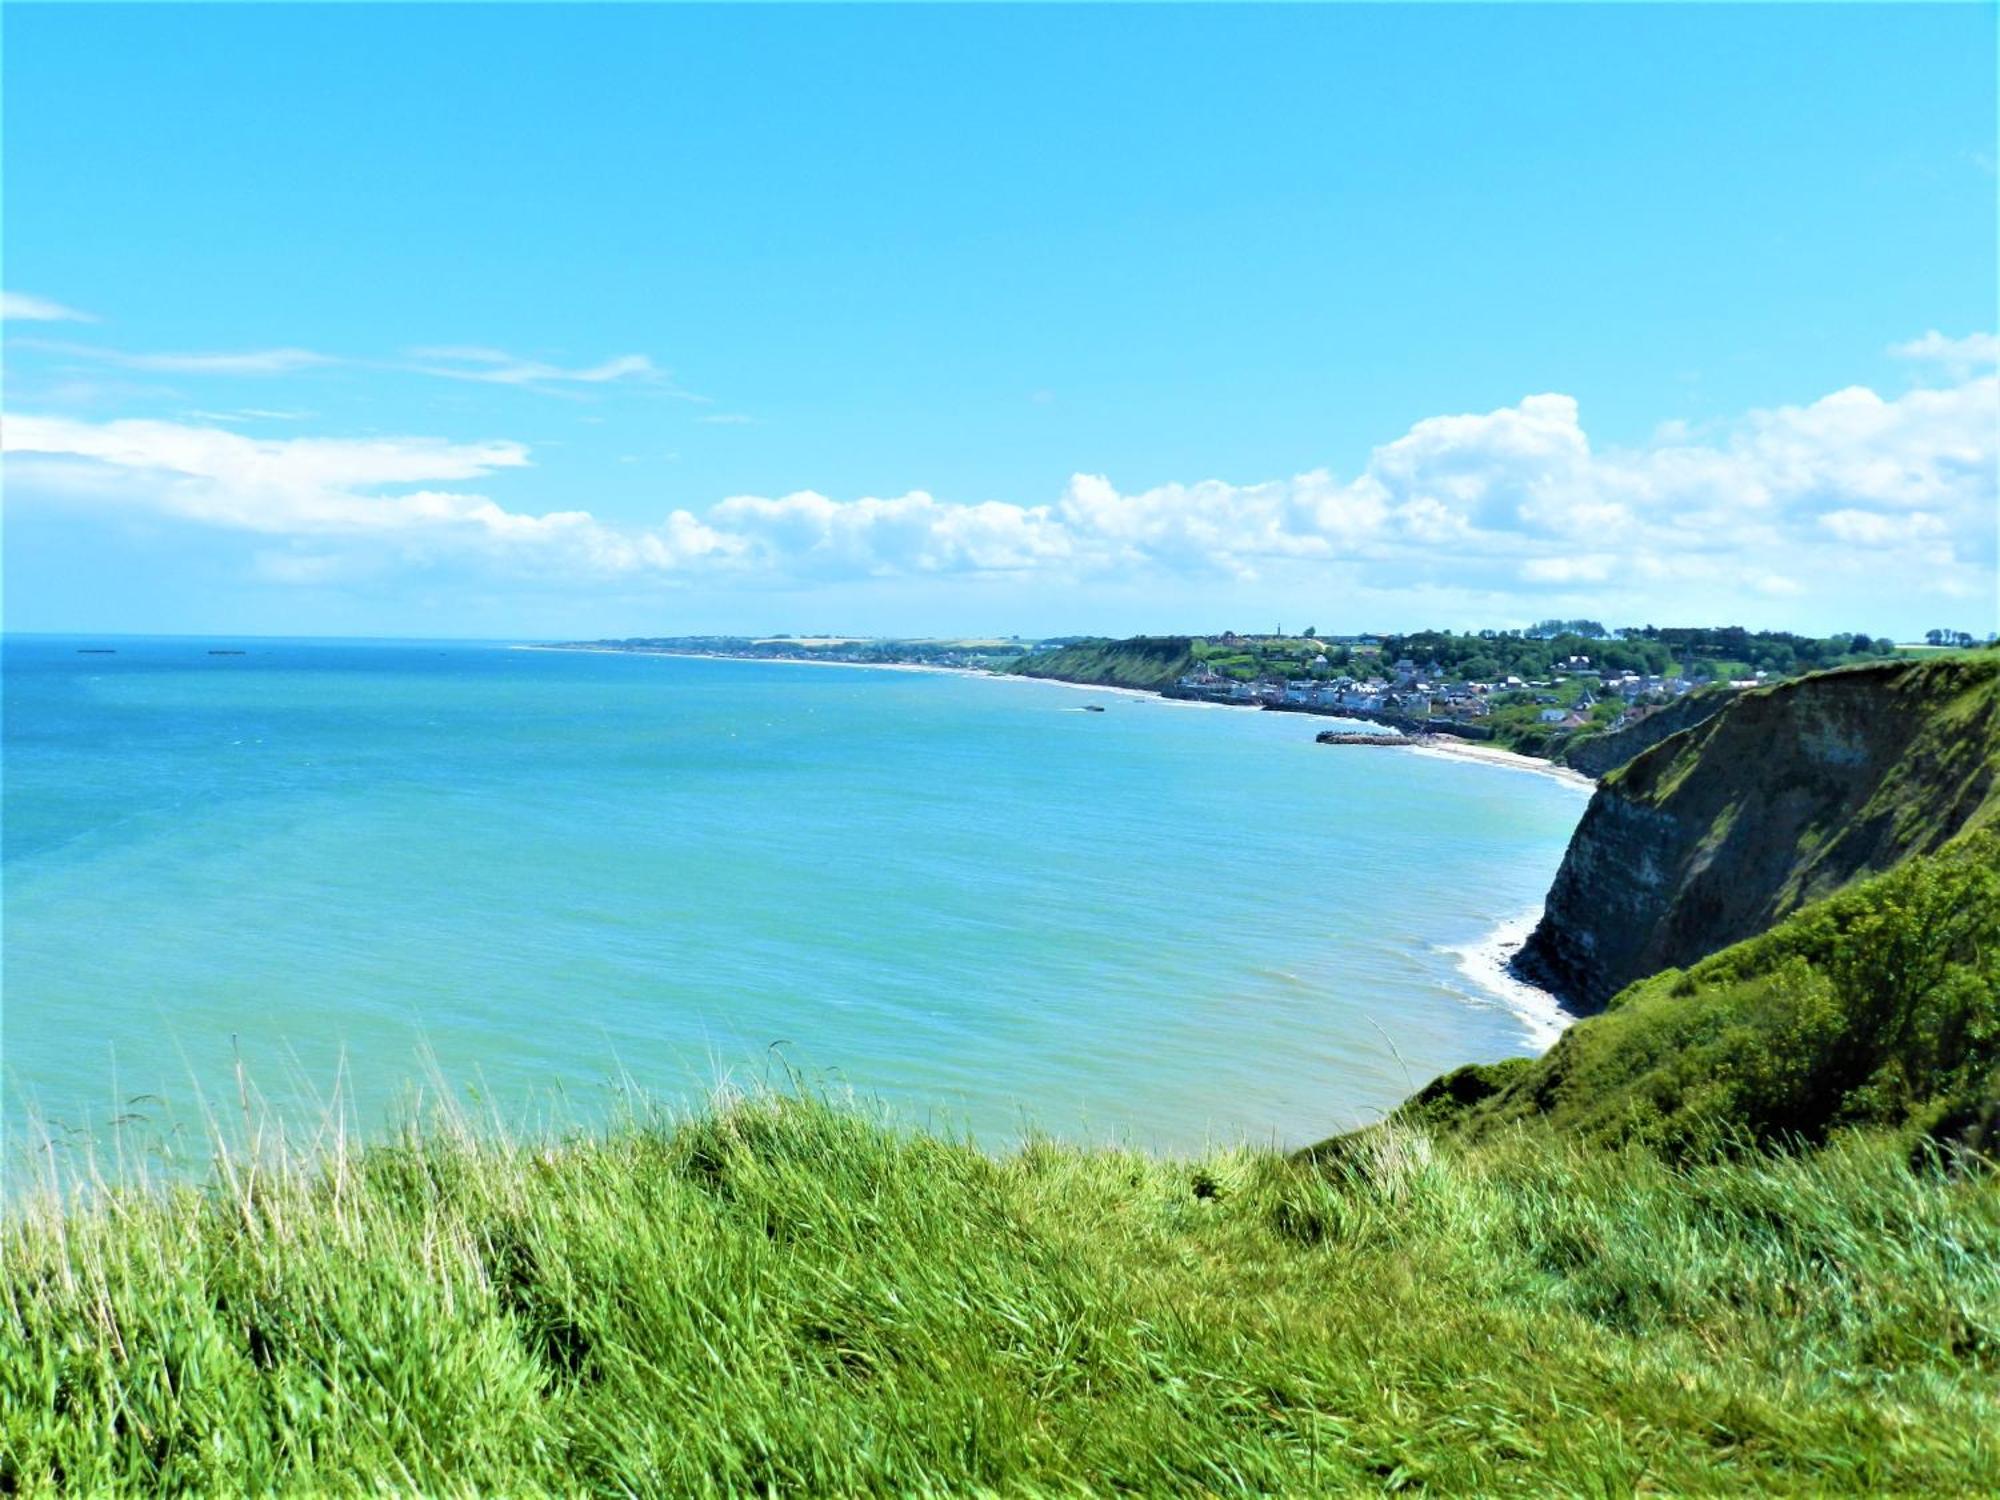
[[1401, 829, 2000, 1159], [1006, 636, 1197, 690]]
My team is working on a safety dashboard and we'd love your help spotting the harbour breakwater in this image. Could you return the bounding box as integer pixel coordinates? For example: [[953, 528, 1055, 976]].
[[1313, 730, 1433, 748], [1263, 699, 1496, 740]]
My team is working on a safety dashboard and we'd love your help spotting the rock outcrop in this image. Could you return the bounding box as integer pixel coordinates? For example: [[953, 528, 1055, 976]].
[[1518, 655, 2000, 1010]]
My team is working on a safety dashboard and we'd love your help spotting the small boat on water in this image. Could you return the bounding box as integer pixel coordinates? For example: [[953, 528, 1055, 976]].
[[1083, 704, 1106, 712], [76, 648, 117, 654], [207, 649, 247, 655]]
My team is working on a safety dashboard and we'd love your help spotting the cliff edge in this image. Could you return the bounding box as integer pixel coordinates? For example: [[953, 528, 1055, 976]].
[[1518, 653, 2000, 1011], [1555, 688, 1729, 778], [1004, 636, 1197, 691]]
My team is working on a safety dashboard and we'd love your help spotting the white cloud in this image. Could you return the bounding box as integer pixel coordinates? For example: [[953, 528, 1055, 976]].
[[5, 344, 1994, 622], [4, 414, 532, 533], [2, 292, 98, 323], [1889, 330, 1999, 374], [1, 413, 736, 578]]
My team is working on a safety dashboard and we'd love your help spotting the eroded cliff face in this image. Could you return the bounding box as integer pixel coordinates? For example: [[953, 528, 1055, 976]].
[[1557, 690, 1729, 778], [1519, 656, 2000, 1010]]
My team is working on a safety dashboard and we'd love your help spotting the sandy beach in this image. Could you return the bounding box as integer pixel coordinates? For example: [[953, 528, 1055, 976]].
[[1405, 738, 1597, 788]]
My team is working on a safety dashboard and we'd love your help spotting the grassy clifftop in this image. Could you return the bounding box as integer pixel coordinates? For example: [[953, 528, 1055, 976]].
[[6, 1094, 1997, 1494], [1004, 635, 1197, 690]]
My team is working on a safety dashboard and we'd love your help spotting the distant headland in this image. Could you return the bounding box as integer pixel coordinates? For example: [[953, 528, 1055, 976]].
[[543, 623, 1981, 775]]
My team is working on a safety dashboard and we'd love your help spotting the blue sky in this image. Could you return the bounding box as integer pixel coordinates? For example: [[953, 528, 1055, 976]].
[[5, 3, 1995, 640]]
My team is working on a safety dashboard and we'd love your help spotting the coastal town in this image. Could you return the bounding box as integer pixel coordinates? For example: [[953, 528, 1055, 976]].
[[1000, 623, 1963, 757], [1166, 648, 1706, 739], [552, 621, 1970, 766]]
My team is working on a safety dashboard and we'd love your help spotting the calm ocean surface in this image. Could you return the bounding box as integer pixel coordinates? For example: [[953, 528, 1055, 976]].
[[3, 637, 1589, 1158]]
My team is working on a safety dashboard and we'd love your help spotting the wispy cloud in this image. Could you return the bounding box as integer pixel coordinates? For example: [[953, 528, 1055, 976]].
[[11, 335, 699, 397], [15, 339, 335, 375], [695, 413, 756, 425], [182, 408, 317, 423], [403, 346, 672, 390], [134, 348, 335, 375], [1, 291, 99, 323]]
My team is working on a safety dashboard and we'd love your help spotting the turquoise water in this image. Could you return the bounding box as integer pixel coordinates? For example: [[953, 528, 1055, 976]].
[[3, 637, 1588, 1158]]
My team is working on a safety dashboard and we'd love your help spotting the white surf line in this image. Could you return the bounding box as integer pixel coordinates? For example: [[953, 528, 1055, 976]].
[[1440, 909, 1576, 1052]]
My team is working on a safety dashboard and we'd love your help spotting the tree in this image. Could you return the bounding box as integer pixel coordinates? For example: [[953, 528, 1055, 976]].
[[1302, 626, 1316, 638]]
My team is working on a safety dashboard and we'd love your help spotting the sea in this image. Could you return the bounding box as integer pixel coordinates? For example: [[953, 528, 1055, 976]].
[[2, 636, 1591, 1164]]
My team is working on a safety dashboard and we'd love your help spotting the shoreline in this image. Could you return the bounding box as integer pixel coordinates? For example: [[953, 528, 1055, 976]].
[[522, 644, 1182, 704], [1403, 738, 1596, 788], [1443, 909, 1575, 1051], [516, 644, 987, 680], [1311, 723, 1595, 788], [524, 645, 1597, 781]]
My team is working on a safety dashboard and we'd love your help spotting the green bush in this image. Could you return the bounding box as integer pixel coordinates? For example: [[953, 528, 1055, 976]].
[[1401, 830, 2000, 1159]]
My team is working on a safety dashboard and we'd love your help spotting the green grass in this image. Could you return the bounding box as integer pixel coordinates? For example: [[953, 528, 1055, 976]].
[[5, 1088, 1997, 1495]]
